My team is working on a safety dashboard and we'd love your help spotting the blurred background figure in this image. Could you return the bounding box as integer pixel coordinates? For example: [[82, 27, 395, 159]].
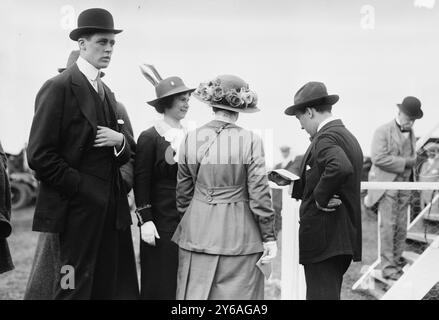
[[0, 140, 14, 275], [271, 145, 303, 235], [366, 96, 423, 281]]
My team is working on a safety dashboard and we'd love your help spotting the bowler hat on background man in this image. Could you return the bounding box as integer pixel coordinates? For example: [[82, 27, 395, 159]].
[[284, 81, 339, 116], [58, 50, 105, 77], [397, 96, 423, 119], [69, 8, 123, 41], [139, 64, 195, 107]]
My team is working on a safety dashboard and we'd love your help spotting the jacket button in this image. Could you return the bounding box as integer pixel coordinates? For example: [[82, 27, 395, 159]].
[[207, 196, 213, 202], [208, 189, 214, 195]]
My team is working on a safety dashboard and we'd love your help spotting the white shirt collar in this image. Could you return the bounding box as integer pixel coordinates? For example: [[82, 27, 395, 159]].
[[214, 113, 236, 124], [76, 55, 100, 82], [317, 115, 338, 133]]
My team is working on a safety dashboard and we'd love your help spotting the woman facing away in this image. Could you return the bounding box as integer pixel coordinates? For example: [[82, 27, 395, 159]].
[[134, 65, 195, 300], [172, 75, 278, 300]]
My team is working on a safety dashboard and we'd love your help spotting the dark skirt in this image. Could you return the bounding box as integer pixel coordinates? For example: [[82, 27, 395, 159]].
[[140, 231, 179, 300]]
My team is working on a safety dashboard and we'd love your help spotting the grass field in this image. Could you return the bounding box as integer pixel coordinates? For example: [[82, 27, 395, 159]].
[[0, 206, 376, 300]]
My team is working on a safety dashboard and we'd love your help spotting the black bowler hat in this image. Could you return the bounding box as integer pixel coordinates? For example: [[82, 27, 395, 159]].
[[284, 81, 339, 116], [69, 8, 122, 41], [397, 96, 423, 120]]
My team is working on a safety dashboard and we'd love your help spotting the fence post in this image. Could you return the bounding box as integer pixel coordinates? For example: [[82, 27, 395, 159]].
[[281, 187, 306, 300]]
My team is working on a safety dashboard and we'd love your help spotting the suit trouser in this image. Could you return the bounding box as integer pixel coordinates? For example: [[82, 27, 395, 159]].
[[54, 189, 138, 299], [378, 179, 411, 279], [303, 255, 352, 300]]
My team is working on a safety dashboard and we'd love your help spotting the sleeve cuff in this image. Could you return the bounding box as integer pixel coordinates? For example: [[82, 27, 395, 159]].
[[258, 215, 277, 242], [135, 206, 153, 226], [114, 136, 126, 157]]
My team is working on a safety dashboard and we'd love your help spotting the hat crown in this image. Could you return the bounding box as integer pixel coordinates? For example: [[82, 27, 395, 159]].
[[77, 8, 115, 29], [401, 96, 421, 109], [155, 77, 186, 98], [398, 96, 423, 119], [215, 75, 249, 91], [294, 81, 328, 105]]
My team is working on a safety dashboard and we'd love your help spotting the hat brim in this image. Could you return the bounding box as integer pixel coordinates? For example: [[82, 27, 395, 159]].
[[397, 104, 423, 120], [284, 95, 339, 116], [69, 27, 123, 41], [194, 95, 260, 113], [147, 87, 196, 107], [207, 103, 260, 113]]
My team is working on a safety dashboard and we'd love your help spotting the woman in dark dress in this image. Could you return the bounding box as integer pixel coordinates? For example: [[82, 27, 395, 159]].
[[135, 65, 194, 300]]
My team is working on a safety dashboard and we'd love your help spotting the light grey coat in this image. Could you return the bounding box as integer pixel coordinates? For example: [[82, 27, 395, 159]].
[[172, 120, 275, 255], [366, 120, 416, 207]]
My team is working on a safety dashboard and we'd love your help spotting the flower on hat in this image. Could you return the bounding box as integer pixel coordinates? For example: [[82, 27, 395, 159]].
[[225, 89, 244, 108], [194, 77, 258, 110]]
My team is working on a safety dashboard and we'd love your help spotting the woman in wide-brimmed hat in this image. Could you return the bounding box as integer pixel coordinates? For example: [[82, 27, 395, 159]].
[[171, 75, 277, 300], [134, 65, 195, 300]]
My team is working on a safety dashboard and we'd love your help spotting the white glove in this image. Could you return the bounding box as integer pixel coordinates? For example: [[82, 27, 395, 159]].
[[261, 241, 278, 264], [140, 221, 160, 246]]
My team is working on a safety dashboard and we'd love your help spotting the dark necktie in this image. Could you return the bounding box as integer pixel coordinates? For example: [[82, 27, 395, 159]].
[[96, 76, 105, 101]]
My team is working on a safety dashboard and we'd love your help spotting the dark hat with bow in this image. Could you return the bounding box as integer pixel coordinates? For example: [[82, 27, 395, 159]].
[[58, 50, 105, 77], [140, 64, 195, 107], [284, 81, 339, 116], [397, 96, 423, 120], [69, 8, 122, 41]]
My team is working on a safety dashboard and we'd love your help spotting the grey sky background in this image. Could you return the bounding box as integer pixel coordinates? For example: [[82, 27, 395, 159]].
[[1, 0, 439, 167]]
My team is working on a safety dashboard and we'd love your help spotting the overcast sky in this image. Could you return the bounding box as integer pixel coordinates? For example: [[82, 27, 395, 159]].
[[1, 0, 439, 166]]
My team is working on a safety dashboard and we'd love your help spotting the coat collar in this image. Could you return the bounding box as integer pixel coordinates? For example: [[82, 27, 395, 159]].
[[205, 119, 240, 130], [298, 119, 345, 177], [70, 63, 118, 135]]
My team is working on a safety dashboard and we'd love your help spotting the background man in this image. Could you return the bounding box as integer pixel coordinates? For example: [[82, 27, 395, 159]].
[[271, 146, 303, 235], [365, 96, 423, 281], [285, 81, 363, 300]]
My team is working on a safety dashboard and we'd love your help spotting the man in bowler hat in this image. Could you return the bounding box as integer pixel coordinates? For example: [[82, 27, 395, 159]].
[[285, 82, 363, 300], [27, 8, 138, 299], [365, 96, 423, 281]]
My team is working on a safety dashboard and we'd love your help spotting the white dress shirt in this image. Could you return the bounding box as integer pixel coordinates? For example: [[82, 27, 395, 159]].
[[76, 56, 101, 91], [76, 55, 125, 156], [317, 115, 339, 133]]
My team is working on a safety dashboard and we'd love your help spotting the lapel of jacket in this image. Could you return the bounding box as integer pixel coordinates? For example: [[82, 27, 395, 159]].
[[70, 64, 97, 137], [299, 119, 344, 178], [103, 82, 119, 129]]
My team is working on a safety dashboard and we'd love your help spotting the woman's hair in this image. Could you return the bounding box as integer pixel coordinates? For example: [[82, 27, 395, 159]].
[[212, 107, 238, 117], [154, 95, 176, 114]]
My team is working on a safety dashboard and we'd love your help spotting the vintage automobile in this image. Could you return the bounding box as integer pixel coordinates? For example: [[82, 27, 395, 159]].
[[6, 148, 38, 210]]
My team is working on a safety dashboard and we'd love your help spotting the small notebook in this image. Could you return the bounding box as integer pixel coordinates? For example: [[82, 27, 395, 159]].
[[268, 168, 300, 186]]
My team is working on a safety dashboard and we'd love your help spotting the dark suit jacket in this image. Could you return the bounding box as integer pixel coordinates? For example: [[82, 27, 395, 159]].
[[27, 63, 135, 233], [0, 142, 14, 274], [115, 102, 135, 192], [292, 119, 363, 264]]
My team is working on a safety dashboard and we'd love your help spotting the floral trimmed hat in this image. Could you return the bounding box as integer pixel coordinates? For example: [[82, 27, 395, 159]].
[[194, 75, 260, 113]]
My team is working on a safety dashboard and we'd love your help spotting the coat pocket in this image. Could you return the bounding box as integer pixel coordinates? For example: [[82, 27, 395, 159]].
[[299, 214, 327, 253]]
